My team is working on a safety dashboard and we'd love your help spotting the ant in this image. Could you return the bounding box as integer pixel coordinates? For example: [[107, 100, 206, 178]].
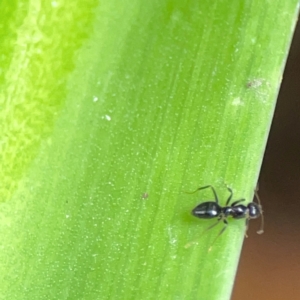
[[186, 185, 264, 249]]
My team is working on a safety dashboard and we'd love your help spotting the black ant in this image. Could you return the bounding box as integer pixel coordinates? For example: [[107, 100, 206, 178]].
[[185, 185, 264, 249]]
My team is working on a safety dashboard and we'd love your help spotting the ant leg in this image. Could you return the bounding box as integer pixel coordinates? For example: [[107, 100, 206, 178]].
[[204, 217, 223, 232], [225, 187, 233, 206], [184, 217, 222, 248], [254, 188, 264, 234], [231, 198, 245, 207], [208, 218, 228, 251], [186, 185, 219, 204]]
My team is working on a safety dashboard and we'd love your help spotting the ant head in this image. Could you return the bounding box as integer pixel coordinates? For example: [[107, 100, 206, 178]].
[[248, 202, 261, 219]]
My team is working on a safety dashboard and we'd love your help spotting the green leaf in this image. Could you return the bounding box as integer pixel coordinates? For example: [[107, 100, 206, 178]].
[[0, 1, 298, 299]]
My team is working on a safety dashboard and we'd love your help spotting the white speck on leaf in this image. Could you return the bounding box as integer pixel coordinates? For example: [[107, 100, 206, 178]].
[[247, 79, 263, 89], [232, 97, 244, 106], [51, 1, 59, 7], [104, 115, 111, 121]]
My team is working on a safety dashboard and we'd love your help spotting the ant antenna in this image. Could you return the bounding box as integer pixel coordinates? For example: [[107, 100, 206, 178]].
[[254, 186, 264, 234]]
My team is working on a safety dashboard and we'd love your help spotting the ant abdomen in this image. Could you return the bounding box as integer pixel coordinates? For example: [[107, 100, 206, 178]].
[[192, 202, 221, 218]]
